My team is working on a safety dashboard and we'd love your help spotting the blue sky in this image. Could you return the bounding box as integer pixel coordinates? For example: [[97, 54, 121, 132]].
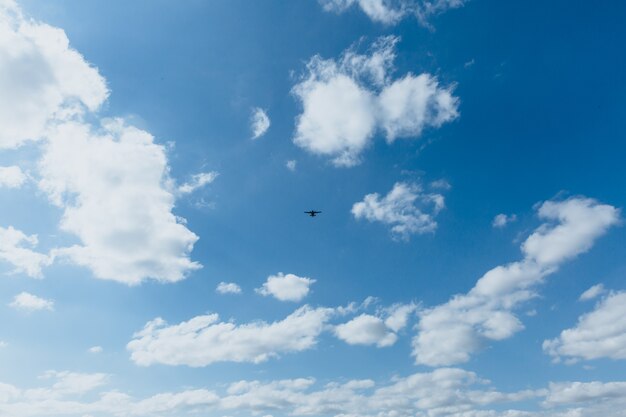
[[0, 0, 626, 415]]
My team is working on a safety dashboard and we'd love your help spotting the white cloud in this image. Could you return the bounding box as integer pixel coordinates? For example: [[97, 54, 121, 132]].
[[178, 171, 218, 194], [0, 1, 108, 149], [292, 36, 458, 166], [319, 0, 469, 26], [88, 346, 102, 354], [38, 120, 201, 285], [352, 182, 445, 239], [256, 273, 315, 302], [286, 160, 297, 171], [579, 284, 605, 301], [334, 303, 415, 347], [127, 305, 334, 366], [216, 282, 242, 295], [543, 291, 626, 362], [335, 314, 398, 347], [412, 197, 620, 366], [492, 213, 517, 228], [0, 226, 51, 278], [250, 107, 270, 139], [0, 166, 27, 188], [9, 291, 54, 311]]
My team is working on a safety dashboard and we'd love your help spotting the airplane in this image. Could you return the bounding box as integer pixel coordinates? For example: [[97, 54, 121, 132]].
[[304, 210, 322, 217]]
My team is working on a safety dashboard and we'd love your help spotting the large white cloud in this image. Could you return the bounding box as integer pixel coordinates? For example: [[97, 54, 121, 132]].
[[0, 226, 50, 278], [292, 36, 458, 166], [127, 305, 334, 366], [412, 197, 620, 366], [0, 2, 205, 285], [0, 0, 108, 149], [352, 182, 445, 239], [543, 291, 626, 362], [256, 272, 316, 302], [38, 120, 201, 285], [319, 0, 469, 26]]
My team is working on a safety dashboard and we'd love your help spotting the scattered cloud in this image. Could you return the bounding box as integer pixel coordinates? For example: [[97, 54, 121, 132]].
[[492, 213, 517, 228], [39, 120, 201, 285], [250, 107, 270, 139], [9, 292, 54, 311], [579, 283, 606, 301], [0, 166, 27, 188], [352, 182, 445, 239], [256, 273, 316, 302], [334, 303, 416, 347], [0, 0, 108, 149], [544, 290, 626, 362], [88, 346, 103, 353], [216, 282, 242, 295], [412, 197, 620, 366], [429, 178, 451, 190], [292, 36, 458, 166], [318, 0, 469, 26], [127, 305, 334, 366], [286, 160, 297, 171], [178, 171, 218, 194], [0, 226, 51, 278]]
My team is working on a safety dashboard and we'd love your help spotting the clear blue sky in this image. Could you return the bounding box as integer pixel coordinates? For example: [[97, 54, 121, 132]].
[[0, 0, 625, 415]]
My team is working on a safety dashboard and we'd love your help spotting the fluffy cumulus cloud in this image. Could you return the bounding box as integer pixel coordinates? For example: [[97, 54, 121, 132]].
[[9, 291, 54, 311], [256, 272, 316, 302], [0, 226, 51, 278], [0, 0, 108, 149], [0, 2, 203, 285], [334, 303, 416, 347], [412, 197, 620, 366], [543, 291, 626, 363], [352, 182, 445, 239], [250, 107, 270, 139], [319, 0, 469, 26], [0, 166, 27, 188], [127, 305, 334, 366], [216, 281, 242, 294], [292, 36, 458, 166], [38, 120, 201, 285]]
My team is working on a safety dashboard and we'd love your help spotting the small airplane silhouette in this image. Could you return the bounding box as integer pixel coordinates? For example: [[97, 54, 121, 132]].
[[304, 210, 322, 217]]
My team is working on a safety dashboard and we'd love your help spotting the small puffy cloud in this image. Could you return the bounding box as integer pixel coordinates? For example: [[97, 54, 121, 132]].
[[579, 284, 606, 301], [335, 314, 398, 347], [88, 346, 103, 353], [352, 182, 445, 239], [292, 36, 458, 167], [492, 213, 517, 228], [256, 273, 315, 302], [127, 305, 334, 366], [216, 282, 242, 295], [319, 0, 469, 26], [39, 120, 201, 285], [178, 171, 218, 194], [412, 197, 620, 367], [250, 107, 270, 139], [286, 160, 297, 171], [0, 226, 51, 278], [9, 292, 54, 311], [334, 302, 416, 347], [543, 291, 626, 362], [0, 2, 108, 149], [0, 166, 27, 188]]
